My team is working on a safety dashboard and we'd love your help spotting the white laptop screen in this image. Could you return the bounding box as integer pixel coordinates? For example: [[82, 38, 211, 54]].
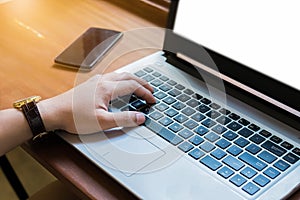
[[174, 0, 300, 91]]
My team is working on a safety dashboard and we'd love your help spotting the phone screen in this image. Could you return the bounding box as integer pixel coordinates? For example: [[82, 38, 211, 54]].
[[55, 27, 122, 70]]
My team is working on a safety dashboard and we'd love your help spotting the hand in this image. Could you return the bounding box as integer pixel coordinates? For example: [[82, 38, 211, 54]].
[[38, 72, 155, 134]]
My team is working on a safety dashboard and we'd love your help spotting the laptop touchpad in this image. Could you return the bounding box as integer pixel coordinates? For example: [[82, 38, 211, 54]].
[[99, 129, 165, 177]]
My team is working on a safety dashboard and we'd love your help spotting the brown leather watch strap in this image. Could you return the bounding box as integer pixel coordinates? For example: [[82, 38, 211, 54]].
[[21, 101, 46, 138]]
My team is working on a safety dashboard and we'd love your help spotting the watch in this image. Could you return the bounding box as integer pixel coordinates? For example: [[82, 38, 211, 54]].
[[13, 96, 47, 139]]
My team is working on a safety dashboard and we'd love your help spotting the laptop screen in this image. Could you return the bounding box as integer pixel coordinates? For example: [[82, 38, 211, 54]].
[[166, 0, 300, 122]]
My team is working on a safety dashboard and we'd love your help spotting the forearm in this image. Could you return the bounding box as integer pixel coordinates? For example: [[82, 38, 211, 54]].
[[0, 108, 33, 156]]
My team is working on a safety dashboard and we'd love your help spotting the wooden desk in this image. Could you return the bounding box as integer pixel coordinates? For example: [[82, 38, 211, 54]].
[[0, 0, 299, 199]]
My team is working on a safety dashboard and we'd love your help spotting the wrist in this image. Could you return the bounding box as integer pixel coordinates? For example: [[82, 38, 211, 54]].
[[37, 99, 64, 132]]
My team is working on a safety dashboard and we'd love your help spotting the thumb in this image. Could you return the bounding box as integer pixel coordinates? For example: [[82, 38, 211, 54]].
[[98, 111, 146, 130]]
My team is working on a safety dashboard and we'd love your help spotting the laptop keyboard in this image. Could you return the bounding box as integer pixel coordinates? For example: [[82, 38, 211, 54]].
[[110, 66, 300, 197]]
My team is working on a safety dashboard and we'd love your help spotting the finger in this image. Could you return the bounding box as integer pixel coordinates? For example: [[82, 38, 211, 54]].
[[97, 110, 145, 129], [105, 72, 154, 93], [111, 80, 156, 104]]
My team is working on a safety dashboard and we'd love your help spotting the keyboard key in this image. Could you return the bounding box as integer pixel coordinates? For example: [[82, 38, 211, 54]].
[[131, 100, 146, 109], [211, 149, 227, 160], [159, 84, 172, 92], [261, 141, 287, 156], [163, 96, 176, 105], [215, 138, 231, 149], [167, 80, 177, 86], [205, 132, 220, 142], [169, 123, 183, 133], [178, 129, 194, 139], [174, 114, 188, 123], [283, 153, 299, 164], [216, 116, 232, 125], [175, 84, 185, 90], [281, 141, 294, 150], [194, 126, 209, 136], [223, 130, 238, 141], [158, 117, 173, 126], [219, 108, 231, 115], [151, 79, 163, 87], [134, 70, 146, 77], [155, 103, 168, 112], [263, 167, 280, 179], [182, 107, 196, 116], [230, 174, 246, 187], [189, 148, 205, 160], [249, 134, 265, 144], [144, 117, 163, 133], [200, 141, 215, 153], [292, 148, 300, 156], [241, 167, 257, 179], [246, 144, 261, 155], [177, 94, 191, 102], [228, 113, 240, 120], [212, 124, 227, 134], [227, 145, 243, 156], [152, 72, 161, 77], [238, 118, 250, 126], [242, 182, 260, 195], [189, 135, 204, 146], [223, 155, 245, 171], [143, 74, 155, 82], [158, 127, 183, 145], [259, 130, 272, 138], [183, 88, 194, 95], [206, 110, 221, 119], [200, 98, 211, 105], [149, 111, 163, 120], [172, 102, 186, 110], [234, 137, 250, 148], [178, 141, 194, 153], [164, 108, 178, 117], [210, 103, 221, 110], [270, 135, 283, 144], [191, 113, 205, 122], [238, 128, 254, 138], [201, 119, 217, 128], [159, 75, 169, 81], [183, 119, 198, 130], [186, 99, 200, 108], [258, 151, 277, 164], [248, 123, 260, 131], [239, 152, 267, 171], [168, 89, 181, 97], [153, 92, 167, 99], [197, 104, 210, 113], [227, 121, 242, 131], [253, 174, 270, 187], [274, 160, 290, 171], [200, 155, 222, 171], [217, 166, 234, 179]]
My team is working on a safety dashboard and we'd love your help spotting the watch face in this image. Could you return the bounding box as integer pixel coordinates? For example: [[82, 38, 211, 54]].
[[13, 96, 41, 109]]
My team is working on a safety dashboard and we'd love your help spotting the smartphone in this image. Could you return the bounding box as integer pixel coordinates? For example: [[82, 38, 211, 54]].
[[54, 27, 123, 70]]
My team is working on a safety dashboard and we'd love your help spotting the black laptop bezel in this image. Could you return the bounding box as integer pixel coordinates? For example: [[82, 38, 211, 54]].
[[163, 0, 300, 130]]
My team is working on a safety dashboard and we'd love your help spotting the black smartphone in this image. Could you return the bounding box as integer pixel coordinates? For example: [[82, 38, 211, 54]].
[[54, 27, 123, 70]]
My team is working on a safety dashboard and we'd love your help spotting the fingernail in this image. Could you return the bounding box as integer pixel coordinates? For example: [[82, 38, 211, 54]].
[[135, 113, 145, 124]]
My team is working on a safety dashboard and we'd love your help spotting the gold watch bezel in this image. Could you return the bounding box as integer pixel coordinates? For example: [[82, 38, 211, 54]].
[[13, 96, 42, 110]]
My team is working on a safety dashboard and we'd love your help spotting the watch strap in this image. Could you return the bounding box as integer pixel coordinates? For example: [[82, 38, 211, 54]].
[[22, 101, 46, 138]]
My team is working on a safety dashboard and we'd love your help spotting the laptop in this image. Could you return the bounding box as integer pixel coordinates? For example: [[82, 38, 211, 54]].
[[58, 0, 300, 199]]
